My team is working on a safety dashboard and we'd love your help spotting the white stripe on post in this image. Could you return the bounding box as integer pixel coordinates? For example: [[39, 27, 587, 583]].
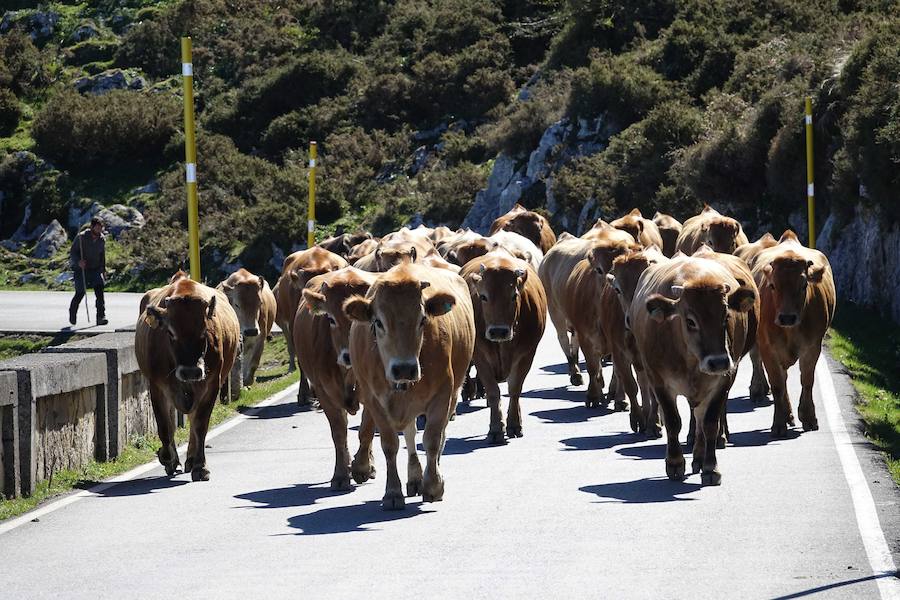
[[308, 220, 315, 233], [186, 163, 196, 183], [805, 114, 812, 125], [807, 183, 814, 196], [309, 158, 316, 168], [182, 63, 193, 77]]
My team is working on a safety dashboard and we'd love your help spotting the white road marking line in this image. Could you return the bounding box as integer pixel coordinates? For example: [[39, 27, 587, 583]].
[[0, 383, 300, 536], [817, 358, 900, 599]]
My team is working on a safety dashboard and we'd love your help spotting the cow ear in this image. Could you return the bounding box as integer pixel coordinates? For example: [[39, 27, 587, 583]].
[[222, 281, 234, 292], [145, 305, 167, 329], [425, 292, 456, 317], [763, 264, 774, 281], [207, 295, 217, 319], [289, 268, 305, 287], [409, 247, 417, 263], [302, 289, 326, 315], [468, 273, 482, 287], [636, 219, 644, 233], [257, 276, 265, 290], [646, 293, 678, 322], [807, 261, 825, 283], [728, 287, 756, 312], [343, 296, 372, 322], [520, 251, 532, 264]]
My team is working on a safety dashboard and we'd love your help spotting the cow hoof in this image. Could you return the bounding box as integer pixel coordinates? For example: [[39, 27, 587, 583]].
[[665, 459, 686, 481], [382, 491, 405, 511], [163, 462, 179, 476], [630, 413, 643, 433], [614, 400, 627, 412], [645, 425, 662, 439], [406, 478, 423, 497], [351, 462, 376, 484], [570, 372, 583, 386], [506, 425, 523, 438], [423, 493, 443, 503], [191, 467, 210, 482], [449, 411, 456, 421], [716, 436, 727, 449], [330, 476, 352, 491], [691, 457, 702, 474], [183, 457, 193, 472], [771, 423, 789, 439], [585, 396, 602, 409], [701, 470, 722, 486], [486, 430, 508, 445], [750, 390, 770, 404], [801, 419, 819, 432]]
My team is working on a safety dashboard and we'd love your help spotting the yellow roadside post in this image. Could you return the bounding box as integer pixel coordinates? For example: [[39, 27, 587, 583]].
[[805, 97, 815, 249], [308, 141, 317, 248], [182, 37, 201, 280]]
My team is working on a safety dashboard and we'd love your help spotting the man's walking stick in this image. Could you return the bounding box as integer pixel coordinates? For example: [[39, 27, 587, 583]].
[[79, 233, 91, 323]]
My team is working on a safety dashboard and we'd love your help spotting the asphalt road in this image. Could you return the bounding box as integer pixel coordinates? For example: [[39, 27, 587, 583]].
[[0, 290, 144, 333], [1, 329, 898, 599]]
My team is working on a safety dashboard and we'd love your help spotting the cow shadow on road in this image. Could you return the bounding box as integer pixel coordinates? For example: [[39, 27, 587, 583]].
[[580, 478, 702, 503], [90, 476, 189, 497], [540, 361, 587, 375], [559, 431, 638, 451], [442, 434, 493, 455], [285, 500, 430, 535], [238, 401, 301, 420], [727, 428, 800, 446], [530, 404, 613, 424], [522, 385, 585, 403], [616, 443, 667, 460], [235, 482, 354, 510]]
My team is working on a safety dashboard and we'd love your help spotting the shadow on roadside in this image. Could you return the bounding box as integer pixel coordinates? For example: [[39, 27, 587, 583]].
[[284, 500, 430, 535], [559, 431, 638, 451], [580, 477, 702, 503], [89, 476, 188, 497], [234, 482, 353, 510]]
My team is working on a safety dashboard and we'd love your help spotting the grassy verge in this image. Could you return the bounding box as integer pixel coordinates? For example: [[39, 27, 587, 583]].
[[0, 333, 88, 361], [0, 335, 298, 521], [827, 301, 900, 484]]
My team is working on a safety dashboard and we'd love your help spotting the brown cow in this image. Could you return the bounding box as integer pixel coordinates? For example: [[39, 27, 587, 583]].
[[628, 254, 757, 485], [490, 203, 556, 253], [611, 208, 664, 250], [354, 231, 435, 272], [675, 206, 749, 255], [601, 245, 668, 434], [318, 231, 373, 259], [753, 231, 835, 437], [295, 267, 377, 489], [460, 252, 547, 443], [734, 232, 778, 267], [436, 228, 482, 261], [274, 247, 348, 403], [347, 238, 379, 263], [652, 212, 683, 258], [539, 223, 636, 389], [217, 268, 276, 385], [430, 226, 453, 243], [344, 263, 475, 510], [136, 278, 240, 481]]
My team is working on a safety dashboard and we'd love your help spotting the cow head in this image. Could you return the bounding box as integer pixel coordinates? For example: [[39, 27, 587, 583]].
[[700, 217, 743, 254], [303, 274, 373, 368], [222, 273, 265, 338], [645, 279, 755, 375], [374, 244, 417, 272], [588, 239, 641, 278], [468, 261, 527, 342], [607, 245, 664, 314], [146, 295, 216, 383], [761, 255, 824, 327], [611, 209, 645, 244], [503, 212, 544, 249], [344, 274, 455, 390], [455, 239, 497, 267]]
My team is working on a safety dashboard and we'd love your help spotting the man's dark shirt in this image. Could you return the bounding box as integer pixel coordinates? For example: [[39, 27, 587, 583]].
[[70, 229, 106, 272]]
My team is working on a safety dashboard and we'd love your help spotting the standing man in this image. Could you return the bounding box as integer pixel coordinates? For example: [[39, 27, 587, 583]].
[[69, 216, 108, 326]]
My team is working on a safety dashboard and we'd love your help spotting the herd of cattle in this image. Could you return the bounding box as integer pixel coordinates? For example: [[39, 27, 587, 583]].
[[132, 203, 836, 507]]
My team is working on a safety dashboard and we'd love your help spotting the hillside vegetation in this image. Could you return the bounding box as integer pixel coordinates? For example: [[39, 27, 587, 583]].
[[1, 0, 898, 287]]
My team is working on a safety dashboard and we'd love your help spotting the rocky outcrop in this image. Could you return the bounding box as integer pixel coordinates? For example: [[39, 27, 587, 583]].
[[95, 204, 145, 238], [818, 206, 900, 323], [32, 220, 68, 259], [0, 10, 59, 44], [74, 69, 145, 95]]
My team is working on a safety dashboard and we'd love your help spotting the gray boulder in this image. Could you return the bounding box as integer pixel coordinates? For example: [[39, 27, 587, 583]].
[[32, 220, 67, 259], [74, 69, 144, 95], [0, 10, 60, 43], [131, 179, 160, 195], [95, 204, 145, 238], [69, 22, 101, 43], [68, 200, 103, 230], [0, 239, 21, 252], [55, 271, 74, 284]]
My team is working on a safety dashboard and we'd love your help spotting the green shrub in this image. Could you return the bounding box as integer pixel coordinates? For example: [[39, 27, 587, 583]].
[[64, 39, 120, 66], [32, 89, 179, 169], [0, 31, 45, 96], [0, 89, 22, 136], [419, 162, 487, 225]]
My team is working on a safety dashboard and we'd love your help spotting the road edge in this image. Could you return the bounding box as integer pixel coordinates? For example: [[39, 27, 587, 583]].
[[0, 382, 300, 536]]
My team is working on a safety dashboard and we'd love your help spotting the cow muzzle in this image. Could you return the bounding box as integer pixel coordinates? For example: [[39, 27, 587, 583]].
[[776, 313, 799, 327], [176, 364, 206, 383], [485, 325, 513, 342], [699, 354, 733, 375], [338, 349, 352, 368], [243, 327, 260, 337], [388, 359, 420, 388]]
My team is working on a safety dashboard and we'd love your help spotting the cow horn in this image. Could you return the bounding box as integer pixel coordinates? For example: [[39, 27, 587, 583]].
[[420, 280, 431, 290]]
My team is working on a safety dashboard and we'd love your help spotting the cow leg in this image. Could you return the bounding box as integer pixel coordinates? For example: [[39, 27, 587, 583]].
[[718, 397, 729, 449], [378, 421, 404, 511], [579, 336, 605, 408], [701, 390, 727, 485], [690, 402, 706, 475], [245, 335, 265, 385], [461, 365, 475, 403], [762, 350, 793, 438], [655, 386, 685, 481], [284, 323, 297, 372], [798, 346, 820, 432], [568, 330, 583, 386], [404, 421, 423, 497], [609, 368, 627, 412], [480, 365, 505, 445], [422, 398, 449, 503], [351, 407, 377, 483], [506, 357, 530, 438], [613, 349, 641, 430], [150, 384, 179, 476], [297, 373, 316, 407], [186, 397, 216, 481], [749, 345, 770, 403], [321, 400, 351, 491], [639, 372, 662, 439]]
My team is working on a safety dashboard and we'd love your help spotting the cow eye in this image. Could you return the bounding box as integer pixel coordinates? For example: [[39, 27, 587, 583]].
[[613, 286, 621, 295], [373, 318, 383, 330], [326, 315, 336, 326], [419, 316, 427, 327], [479, 294, 487, 302], [769, 283, 775, 290], [686, 317, 698, 330]]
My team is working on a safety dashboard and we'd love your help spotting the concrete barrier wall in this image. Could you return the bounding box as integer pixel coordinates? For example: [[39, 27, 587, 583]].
[[0, 353, 107, 497], [1, 371, 19, 499]]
